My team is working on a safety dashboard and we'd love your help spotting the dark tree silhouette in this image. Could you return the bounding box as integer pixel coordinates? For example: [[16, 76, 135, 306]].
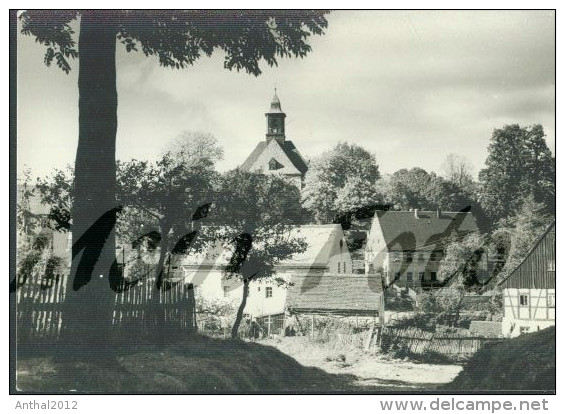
[[18, 10, 329, 347]]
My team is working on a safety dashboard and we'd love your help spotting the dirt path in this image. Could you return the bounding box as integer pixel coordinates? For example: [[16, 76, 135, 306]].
[[260, 337, 463, 391]]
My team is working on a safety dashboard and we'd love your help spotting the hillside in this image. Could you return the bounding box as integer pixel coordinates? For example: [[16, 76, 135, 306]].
[[444, 326, 555, 392], [15, 333, 359, 393]]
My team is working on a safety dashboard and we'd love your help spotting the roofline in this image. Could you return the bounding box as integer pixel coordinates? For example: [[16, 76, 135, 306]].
[[497, 220, 556, 287]]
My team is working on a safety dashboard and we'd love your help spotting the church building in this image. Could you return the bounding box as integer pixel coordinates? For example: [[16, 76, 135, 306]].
[[240, 91, 309, 188]]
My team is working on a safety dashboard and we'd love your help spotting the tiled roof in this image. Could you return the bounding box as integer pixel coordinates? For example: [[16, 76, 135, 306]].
[[287, 274, 383, 313], [373, 210, 479, 252]]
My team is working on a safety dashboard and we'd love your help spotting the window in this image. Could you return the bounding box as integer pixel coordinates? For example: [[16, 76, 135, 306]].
[[430, 272, 437, 282], [548, 260, 555, 272], [406, 272, 413, 282], [265, 287, 273, 298], [419, 272, 425, 282], [405, 252, 413, 263], [343, 262, 347, 273], [430, 252, 437, 262], [268, 158, 283, 170], [418, 253, 425, 262], [519, 326, 530, 335], [257, 286, 261, 292], [223, 286, 230, 298], [547, 292, 555, 307], [394, 272, 401, 281], [338, 262, 341, 273], [519, 294, 529, 306], [339, 240, 344, 250]]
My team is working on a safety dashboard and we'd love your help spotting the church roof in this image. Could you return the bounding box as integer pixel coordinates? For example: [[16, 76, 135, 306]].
[[266, 91, 284, 114], [240, 139, 308, 175]]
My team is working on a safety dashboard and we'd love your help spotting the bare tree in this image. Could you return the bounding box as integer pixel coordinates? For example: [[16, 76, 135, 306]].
[[441, 153, 475, 188]]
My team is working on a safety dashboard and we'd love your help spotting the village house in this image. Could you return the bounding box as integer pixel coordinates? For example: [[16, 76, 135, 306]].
[[364, 209, 481, 291], [179, 224, 353, 323], [498, 221, 555, 337], [240, 91, 309, 189]]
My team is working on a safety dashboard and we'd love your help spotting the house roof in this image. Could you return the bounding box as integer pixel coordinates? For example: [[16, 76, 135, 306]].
[[287, 274, 383, 313], [497, 220, 556, 288], [279, 224, 343, 268], [240, 139, 308, 176], [181, 224, 344, 270], [372, 210, 479, 252]]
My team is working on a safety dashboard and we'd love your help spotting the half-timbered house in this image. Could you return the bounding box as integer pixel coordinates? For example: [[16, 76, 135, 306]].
[[498, 221, 555, 337]]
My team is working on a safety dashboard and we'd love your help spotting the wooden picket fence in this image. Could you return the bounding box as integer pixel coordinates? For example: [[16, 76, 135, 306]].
[[15, 270, 197, 344], [378, 326, 501, 360]]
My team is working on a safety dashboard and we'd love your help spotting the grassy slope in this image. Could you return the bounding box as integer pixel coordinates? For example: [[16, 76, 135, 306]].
[[15, 333, 358, 394], [443, 326, 555, 393]]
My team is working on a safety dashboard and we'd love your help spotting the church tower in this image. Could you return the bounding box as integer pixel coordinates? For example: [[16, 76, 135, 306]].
[[265, 90, 286, 144], [241, 91, 309, 188]]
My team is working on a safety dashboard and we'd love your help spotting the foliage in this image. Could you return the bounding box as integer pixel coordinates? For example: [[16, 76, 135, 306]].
[[213, 170, 306, 281], [416, 283, 466, 327], [302, 142, 381, 223], [437, 232, 487, 287], [20, 10, 330, 76], [492, 196, 553, 284], [478, 124, 555, 225], [35, 165, 74, 232], [212, 169, 307, 336], [163, 131, 224, 169], [377, 167, 480, 214], [117, 153, 218, 247]]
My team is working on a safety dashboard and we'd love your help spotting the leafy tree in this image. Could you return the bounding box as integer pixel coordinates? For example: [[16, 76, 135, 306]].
[[377, 168, 446, 211], [302, 142, 381, 223], [212, 170, 306, 338], [163, 130, 224, 169], [378, 167, 488, 228], [35, 165, 74, 232], [492, 195, 553, 284], [478, 124, 555, 224], [19, 9, 329, 345], [437, 233, 487, 288], [117, 154, 219, 291]]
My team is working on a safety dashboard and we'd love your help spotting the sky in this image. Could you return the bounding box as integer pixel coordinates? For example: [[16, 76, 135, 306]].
[[17, 10, 555, 180]]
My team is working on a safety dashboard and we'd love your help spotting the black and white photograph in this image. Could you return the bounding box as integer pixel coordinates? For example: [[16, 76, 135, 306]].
[[10, 7, 556, 402]]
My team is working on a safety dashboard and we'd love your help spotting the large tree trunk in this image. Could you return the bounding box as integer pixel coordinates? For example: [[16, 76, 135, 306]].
[[62, 11, 119, 350], [231, 279, 250, 339]]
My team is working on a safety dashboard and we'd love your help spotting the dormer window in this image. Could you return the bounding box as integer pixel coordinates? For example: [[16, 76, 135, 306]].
[[268, 158, 283, 170]]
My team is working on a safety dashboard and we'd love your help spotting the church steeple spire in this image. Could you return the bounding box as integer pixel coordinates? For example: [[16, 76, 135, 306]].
[[265, 89, 286, 144]]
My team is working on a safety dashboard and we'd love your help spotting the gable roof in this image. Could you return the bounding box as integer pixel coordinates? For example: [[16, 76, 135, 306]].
[[372, 210, 479, 252], [279, 224, 344, 269], [180, 224, 345, 270], [497, 220, 556, 289], [287, 274, 383, 313], [240, 139, 308, 176]]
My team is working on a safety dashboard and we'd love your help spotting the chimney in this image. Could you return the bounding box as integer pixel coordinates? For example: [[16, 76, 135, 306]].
[[437, 208, 441, 218], [414, 208, 419, 219]]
